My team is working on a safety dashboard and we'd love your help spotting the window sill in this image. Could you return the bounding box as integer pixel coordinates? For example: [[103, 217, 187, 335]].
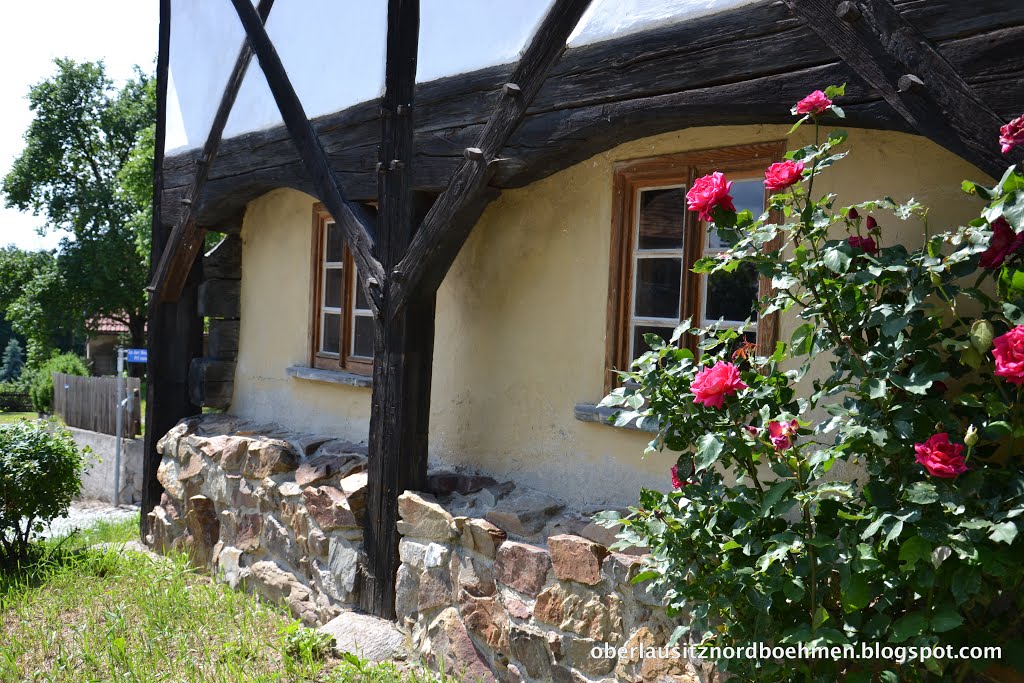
[[286, 366, 372, 388], [573, 402, 658, 433]]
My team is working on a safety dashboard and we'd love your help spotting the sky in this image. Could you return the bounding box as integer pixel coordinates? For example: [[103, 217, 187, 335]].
[[0, 1, 158, 251]]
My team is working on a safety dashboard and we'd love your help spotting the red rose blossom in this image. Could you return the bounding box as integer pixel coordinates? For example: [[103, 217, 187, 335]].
[[999, 114, 1024, 154], [671, 464, 684, 489], [690, 361, 747, 409], [764, 160, 805, 192], [768, 419, 799, 451], [848, 235, 878, 255], [866, 216, 878, 231], [686, 172, 736, 222], [914, 433, 967, 478], [979, 217, 1024, 269], [848, 207, 860, 220], [795, 90, 832, 115], [993, 325, 1024, 385]]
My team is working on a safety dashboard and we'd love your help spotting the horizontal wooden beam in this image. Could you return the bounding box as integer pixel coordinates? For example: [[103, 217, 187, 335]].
[[390, 0, 593, 313], [149, 0, 274, 303], [784, 0, 1008, 179], [230, 0, 386, 315], [162, 0, 1024, 228]]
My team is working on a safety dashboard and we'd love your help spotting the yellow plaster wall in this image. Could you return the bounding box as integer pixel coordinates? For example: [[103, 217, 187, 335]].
[[232, 125, 990, 506]]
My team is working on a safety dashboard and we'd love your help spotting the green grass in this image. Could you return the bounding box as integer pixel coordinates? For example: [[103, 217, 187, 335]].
[[0, 412, 35, 424], [0, 515, 455, 683]]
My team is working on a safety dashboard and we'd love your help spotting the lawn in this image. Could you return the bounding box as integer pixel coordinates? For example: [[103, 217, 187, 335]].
[[0, 411, 35, 424], [0, 515, 450, 683]]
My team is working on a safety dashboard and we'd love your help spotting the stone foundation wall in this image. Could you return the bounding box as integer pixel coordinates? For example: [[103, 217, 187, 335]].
[[395, 490, 704, 683], [146, 415, 703, 682], [146, 415, 369, 625]]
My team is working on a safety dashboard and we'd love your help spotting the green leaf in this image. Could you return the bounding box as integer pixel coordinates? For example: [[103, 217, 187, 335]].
[[823, 246, 852, 274], [761, 480, 795, 516], [694, 434, 724, 473], [891, 612, 927, 642], [842, 574, 871, 612], [865, 378, 886, 400], [790, 323, 814, 356], [904, 482, 938, 505], [989, 521, 1018, 545], [931, 606, 964, 633], [898, 536, 931, 571]]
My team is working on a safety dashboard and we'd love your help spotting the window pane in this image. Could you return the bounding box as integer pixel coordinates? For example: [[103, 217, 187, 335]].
[[324, 267, 343, 309], [638, 188, 685, 250], [705, 262, 759, 323], [634, 258, 681, 319], [730, 178, 765, 216], [326, 222, 343, 262], [322, 313, 341, 354], [632, 325, 675, 358], [353, 271, 369, 311], [352, 316, 374, 359]]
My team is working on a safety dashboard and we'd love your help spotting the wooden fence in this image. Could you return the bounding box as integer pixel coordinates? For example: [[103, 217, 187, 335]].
[[52, 373, 141, 437]]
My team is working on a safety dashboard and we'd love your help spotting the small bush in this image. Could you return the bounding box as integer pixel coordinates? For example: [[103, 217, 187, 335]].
[[0, 419, 86, 567], [29, 352, 89, 414], [279, 620, 335, 664]]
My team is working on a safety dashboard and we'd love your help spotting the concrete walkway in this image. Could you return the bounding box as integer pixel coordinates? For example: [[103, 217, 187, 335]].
[[38, 499, 140, 539]]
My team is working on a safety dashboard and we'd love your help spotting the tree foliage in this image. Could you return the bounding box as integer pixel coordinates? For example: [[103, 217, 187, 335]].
[[1, 59, 154, 351], [1, 339, 24, 382]]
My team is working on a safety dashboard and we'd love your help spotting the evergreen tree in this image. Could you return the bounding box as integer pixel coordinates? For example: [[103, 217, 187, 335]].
[[1, 338, 24, 382]]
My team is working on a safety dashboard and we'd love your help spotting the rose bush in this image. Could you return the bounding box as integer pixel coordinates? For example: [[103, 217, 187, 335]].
[[600, 85, 1024, 681]]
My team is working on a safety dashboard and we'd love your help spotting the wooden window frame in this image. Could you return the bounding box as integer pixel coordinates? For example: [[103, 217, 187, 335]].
[[606, 141, 785, 393], [310, 203, 374, 375]]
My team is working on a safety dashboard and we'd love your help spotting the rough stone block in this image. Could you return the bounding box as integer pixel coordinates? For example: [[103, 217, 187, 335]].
[[397, 492, 456, 541], [534, 583, 623, 642], [485, 489, 564, 539], [548, 534, 609, 586], [426, 608, 496, 683], [461, 518, 506, 559], [509, 627, 552, 680], [242, 439, 299, 479], [494, 541, 551, 598], [458, 591, 509, 650], [303, 486, 358, 530], [319, 611, 408, 662]]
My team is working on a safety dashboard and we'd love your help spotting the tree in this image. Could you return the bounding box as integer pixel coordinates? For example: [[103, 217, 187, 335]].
[[2, 59, 154, 351], [0, 246, 81, 365], [0, 339, 24, 382]]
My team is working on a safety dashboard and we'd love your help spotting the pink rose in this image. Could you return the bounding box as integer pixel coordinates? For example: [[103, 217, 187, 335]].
[[691, 361, 747, 409], [795, 90, 832, 115], [768, 419, 799, 451], [993, 325, 1024, 385], [914, 433, 967, 478], [686, 172, 736, 222], [848, 235, 878, 255], [671, 465, 684, 490], [979, 217, 1024, 269], [999, 114, 1024, 154], [764, 160, 805, 192]]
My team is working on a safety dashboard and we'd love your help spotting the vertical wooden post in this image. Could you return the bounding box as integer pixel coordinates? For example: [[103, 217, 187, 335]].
[[142, 0, 204, 534], [359, 0, 423, 619]]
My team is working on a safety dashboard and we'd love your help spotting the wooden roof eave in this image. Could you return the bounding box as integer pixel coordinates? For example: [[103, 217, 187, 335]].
[[160, 0, 1024, 233]]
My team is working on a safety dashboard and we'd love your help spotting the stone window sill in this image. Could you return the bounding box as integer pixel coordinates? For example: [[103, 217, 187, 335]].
[[573, 402, 658, 433], [286, 365, 372, 388]]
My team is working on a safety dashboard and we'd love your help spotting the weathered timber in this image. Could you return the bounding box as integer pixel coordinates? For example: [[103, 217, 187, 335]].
[[208, 319, 240, 360], [784, 0, 1009, 179], [188, 358, 236, 409], [230, 0, 386, 315], [197, 279, 241, 319], [161, 0, 1024, 229], [390, 0, 594, 315], [144, 0, 205, 535], [150, 0, 273, 303], [203, 234, 242, 280], [359, 0, 423, 620]]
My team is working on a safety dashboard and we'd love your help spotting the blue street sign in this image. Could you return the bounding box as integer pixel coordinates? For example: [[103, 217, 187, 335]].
[[126, 348, 148, 364]]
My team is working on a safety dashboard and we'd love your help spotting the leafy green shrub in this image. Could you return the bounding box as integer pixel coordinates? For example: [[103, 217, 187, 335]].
[[0, 419, 86, 567], [601, 89, 1024, 680], [30, 351, 89, 414], [279, 620, 335, 663]]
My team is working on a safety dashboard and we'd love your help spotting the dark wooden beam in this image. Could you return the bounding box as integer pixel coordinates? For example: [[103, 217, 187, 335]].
[[143, 0, 206, 538], [160, 0, 1024, 228], [390, 0, 593, 314], [149, 0, 274, 303], [229, 0, 386, 314], [783, 0, 1007, 179], [359, 0, 424, 620]]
